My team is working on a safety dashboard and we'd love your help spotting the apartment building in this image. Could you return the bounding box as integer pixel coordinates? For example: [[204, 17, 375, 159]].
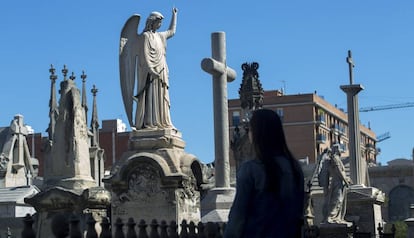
[[228, 90, 377, 165]]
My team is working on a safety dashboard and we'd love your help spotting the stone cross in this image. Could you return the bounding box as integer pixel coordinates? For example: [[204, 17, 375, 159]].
[[62, 65, 68, 80], [346, 50, 355, 84], [201, 32, 236, 188], [340, 50, 366, 186]]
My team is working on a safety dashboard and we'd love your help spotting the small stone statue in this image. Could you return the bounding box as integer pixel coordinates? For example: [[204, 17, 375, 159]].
[[318, 144, 351, 224], [119, 8, 177, 130]]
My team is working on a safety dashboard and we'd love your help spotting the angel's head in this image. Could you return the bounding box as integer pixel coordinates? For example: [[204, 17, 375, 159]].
[[144, 11, 164, 32]]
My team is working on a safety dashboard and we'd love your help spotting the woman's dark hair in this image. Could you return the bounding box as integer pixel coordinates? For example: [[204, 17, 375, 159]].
[[249, 108, 303, 194]]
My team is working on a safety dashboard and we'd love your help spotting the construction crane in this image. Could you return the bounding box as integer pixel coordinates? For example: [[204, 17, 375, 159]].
[[358, 103, 414, 143], [359, 102, 414, 112], [377, 132, 391, 143]]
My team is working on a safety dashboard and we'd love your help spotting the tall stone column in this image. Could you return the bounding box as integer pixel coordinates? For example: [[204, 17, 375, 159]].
[[340, 50, 366, 186], [339, 51, 384, 236], [200, 32, 237, 222], [202, 32, 236, 188], [340, 84, 365, 185]]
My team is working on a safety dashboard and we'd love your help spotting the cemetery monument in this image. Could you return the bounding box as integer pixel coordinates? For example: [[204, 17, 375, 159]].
[[200, 31, 237, 222], [0, 115, 38, 188], [230, 62, 263, 176], [25, 66, 110, 237], [318, 144, 351, 225], [104, 8, 204, 225], [318, 50, 385, 236], [0, 115, 39, 235]]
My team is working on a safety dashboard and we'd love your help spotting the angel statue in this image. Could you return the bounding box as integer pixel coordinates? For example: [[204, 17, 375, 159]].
[[119, 8, 177, 130], [318, 144, 352, 225]]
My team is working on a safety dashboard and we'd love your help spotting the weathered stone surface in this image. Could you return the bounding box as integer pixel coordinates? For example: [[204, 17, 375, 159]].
[[200, 32, 236, 222], [44, 79, 95, 190], [105, 129, 204, 225], [129, 128, 185, 150], [346, 186, 384, 236], [25, 185, 111, 237], [25, 187, 82, 212], [0, 115, 37, 188], [26, 69, 110, 237], [82, 186, 111, 209], [200, 187, 235, 223]]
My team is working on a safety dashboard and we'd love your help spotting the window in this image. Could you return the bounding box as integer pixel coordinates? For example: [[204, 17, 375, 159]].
[[317, 112, 326, 124], [232, 111, 240, 126]]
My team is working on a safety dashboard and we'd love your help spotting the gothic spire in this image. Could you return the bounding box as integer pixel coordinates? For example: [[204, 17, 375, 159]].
[[81, 71, 88, 124], [90, 85, 99, 147], [47, 64, 58, 141]]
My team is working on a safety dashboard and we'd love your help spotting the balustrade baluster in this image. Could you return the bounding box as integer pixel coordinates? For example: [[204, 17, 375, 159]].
[[114, 218, 125, 238], [159, 221, 168, 238], [188, 221, 197, 238], [168, 221, 179, 238], [179, 220, 188, 238], [138, 219, 149, 238], [126, 218, 137, 238], [149, 219, 160, 238]]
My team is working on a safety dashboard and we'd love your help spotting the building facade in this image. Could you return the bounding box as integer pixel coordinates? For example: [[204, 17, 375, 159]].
[[228, 90, 377, 165]]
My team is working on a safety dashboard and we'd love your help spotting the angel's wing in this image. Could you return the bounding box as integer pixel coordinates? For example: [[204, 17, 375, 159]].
[[119, 14, 141, 127]]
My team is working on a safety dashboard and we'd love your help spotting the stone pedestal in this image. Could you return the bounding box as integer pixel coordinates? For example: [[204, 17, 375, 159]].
[[319, 223, 351, 238], [406, 218, 414, 238], [346, 185, 384, 236], [129, 128, 186, 150], [310, 189, 325, 225], [200, 187, 235, 222], [104, 128, 204, 226], [404, 204, 414, 238]]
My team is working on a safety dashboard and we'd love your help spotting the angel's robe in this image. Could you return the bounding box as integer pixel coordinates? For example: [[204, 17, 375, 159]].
[[135, 29, 174, 129]]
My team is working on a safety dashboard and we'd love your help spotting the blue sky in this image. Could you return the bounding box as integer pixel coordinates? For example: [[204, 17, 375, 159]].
[[1, 1, 414, 165]]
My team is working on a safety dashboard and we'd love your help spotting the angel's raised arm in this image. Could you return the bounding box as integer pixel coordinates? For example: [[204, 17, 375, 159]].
[[166, 8, 177, 38]]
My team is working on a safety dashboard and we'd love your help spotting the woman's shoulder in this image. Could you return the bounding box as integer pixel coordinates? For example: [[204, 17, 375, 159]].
[[240, 159, 262, 168], [238, 159, 265, 175], [274, 155, 296, 168]]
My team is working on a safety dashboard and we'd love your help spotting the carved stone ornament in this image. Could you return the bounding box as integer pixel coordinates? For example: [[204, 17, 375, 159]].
[[181, 175, 198, 200], [0, 153, 9, 178], [117, 164, 167, 204]]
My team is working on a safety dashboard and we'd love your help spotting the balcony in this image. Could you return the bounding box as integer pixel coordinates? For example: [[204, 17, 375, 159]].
[[316, 134, 326, 144], [316, 115, 326, 125], [331, 124, 346, 135], [365, 143, 376, 152]]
